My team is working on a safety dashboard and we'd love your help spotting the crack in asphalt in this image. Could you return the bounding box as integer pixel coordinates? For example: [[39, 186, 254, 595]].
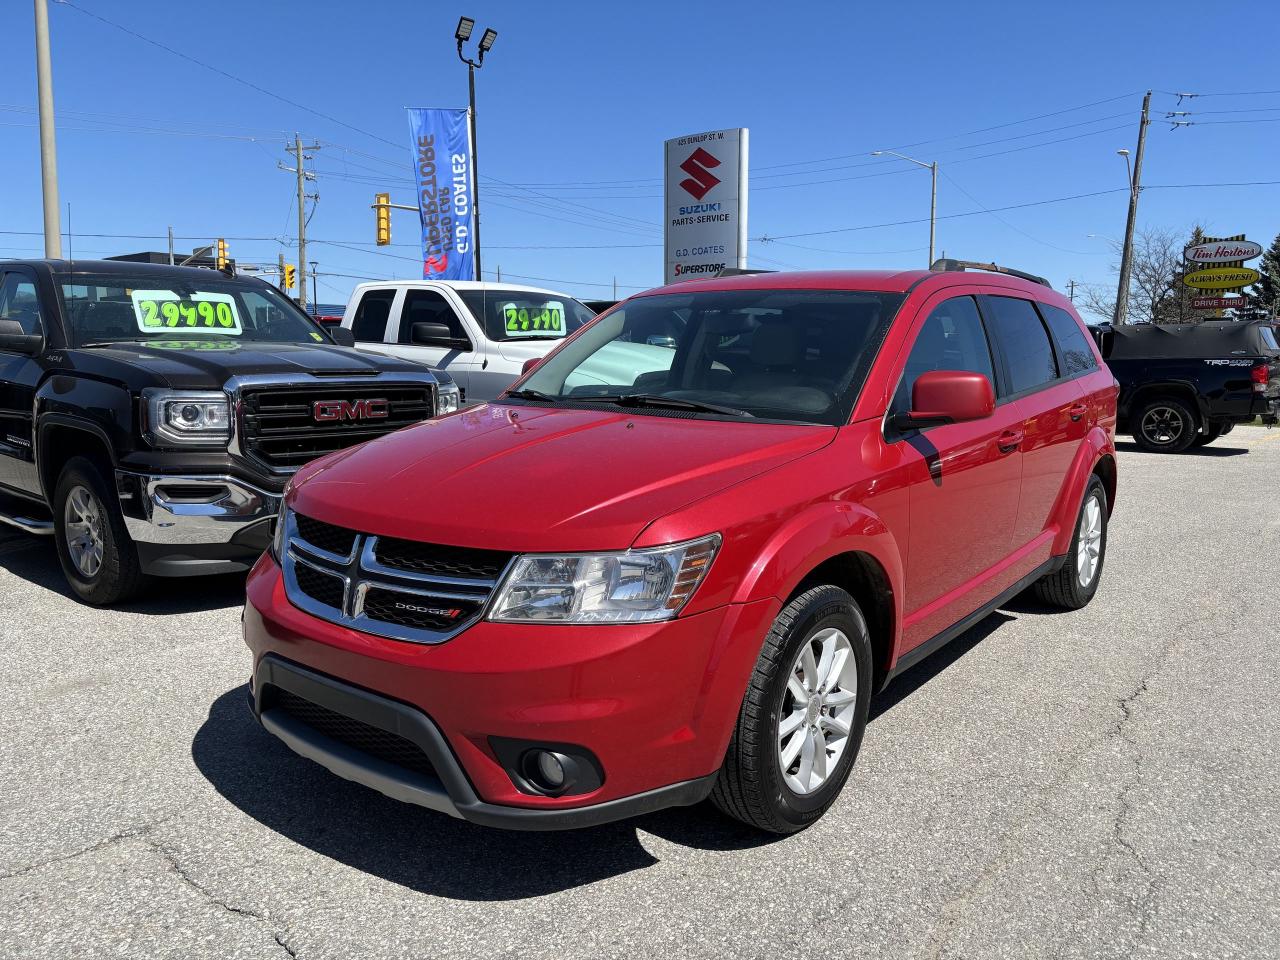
[[149, 838, 300, 959], [0, 813, 180, 881]]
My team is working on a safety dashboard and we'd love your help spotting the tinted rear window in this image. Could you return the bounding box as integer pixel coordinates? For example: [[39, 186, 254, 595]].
[[351, 289, 395, 342], [1039, 303, 1098, 376], [983, 296, 1059, 394]]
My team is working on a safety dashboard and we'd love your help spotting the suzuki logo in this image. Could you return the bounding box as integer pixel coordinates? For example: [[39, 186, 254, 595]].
[[679, 148, 721, 200], [312, 398, 390, 422]]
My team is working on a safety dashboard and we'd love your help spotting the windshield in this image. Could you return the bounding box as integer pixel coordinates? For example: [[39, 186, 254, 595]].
[[514, 289, 904, 426], [455, 288, 596, 343], [57, 272, 331, 348]]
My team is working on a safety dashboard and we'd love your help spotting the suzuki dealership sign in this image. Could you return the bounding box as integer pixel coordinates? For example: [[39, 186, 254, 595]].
[[664, 128, 748, 284], [407, 108, 476, 281]]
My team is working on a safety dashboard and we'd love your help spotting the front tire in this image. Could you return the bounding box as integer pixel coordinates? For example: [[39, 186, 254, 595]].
[[1133, 397, 1197, 453], [53, 456, 146, 606], [1031, 474, 1108, 610], [711, 585, 872, 834]]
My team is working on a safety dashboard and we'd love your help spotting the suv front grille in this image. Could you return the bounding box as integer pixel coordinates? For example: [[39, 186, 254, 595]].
[[239, 384, 433, 471], [283, 511, 514, 644], [272, 688, 437, 778]]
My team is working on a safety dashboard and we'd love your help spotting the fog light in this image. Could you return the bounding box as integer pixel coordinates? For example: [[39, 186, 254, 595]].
[[536, 751, 566, 788]]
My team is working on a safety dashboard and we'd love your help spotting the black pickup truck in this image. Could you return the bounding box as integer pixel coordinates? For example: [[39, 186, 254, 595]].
[[1090, 319, 1279, 452], [0, 259, 458, 604]]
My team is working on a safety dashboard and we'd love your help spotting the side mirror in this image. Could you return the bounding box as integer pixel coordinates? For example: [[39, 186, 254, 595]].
[[521, 357, 541, 375], [328, 326, 356, 348], [411, 322, 470, 350], [0, 326, 43, 355], [895, 370, 994, 431]]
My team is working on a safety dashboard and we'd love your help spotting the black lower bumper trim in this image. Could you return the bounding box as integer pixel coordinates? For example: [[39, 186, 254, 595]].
[[251, 655, 718, 831]]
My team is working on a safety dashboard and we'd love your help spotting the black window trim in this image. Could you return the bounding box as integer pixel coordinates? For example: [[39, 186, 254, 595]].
[[975, 294, 1063, 405]]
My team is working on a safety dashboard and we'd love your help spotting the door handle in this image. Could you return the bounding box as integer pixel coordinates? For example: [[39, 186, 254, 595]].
[[997, 430, 1023, 453], [1068, 403, 1088, 422]]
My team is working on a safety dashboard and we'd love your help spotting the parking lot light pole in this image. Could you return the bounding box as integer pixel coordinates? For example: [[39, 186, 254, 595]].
[[456, 16, 497, 282], [872, 150, 937, 266], [33, 0, 62, 258]]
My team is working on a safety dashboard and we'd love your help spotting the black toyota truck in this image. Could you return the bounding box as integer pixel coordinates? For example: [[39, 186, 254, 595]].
[[1089, 319, 1280, 452], [0, 259, 458, 604]]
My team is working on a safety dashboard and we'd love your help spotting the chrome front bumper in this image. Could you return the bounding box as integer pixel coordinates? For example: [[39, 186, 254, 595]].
[[119, 473, 280, 546]]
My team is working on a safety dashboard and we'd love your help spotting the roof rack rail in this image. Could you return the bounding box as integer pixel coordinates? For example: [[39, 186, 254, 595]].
[[713, 267, 777, 278], [930, 258, 1051, 288]]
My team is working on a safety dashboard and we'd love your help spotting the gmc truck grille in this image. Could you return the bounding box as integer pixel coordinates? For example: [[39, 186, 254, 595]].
[[281, 511, 513, 645], [239, 384, 434, 472]]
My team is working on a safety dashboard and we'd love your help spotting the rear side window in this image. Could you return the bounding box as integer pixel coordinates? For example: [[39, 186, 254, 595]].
[[894, 296, 995, 411], [983, 296, 1058, 395], [1039, 303, 1098, 376], [1261, 326, 1279, 351], [398, 290, 466, 344], [350, 289, 396, 342]]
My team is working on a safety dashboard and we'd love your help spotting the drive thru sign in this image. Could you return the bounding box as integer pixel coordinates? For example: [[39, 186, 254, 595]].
[[664, 128, 748, 285]]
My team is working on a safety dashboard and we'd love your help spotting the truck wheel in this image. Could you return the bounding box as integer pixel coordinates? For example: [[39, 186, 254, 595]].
[[1192, 424, 1225, 447], [1032, 475, 1108, 610], [711, 585, 872, 834], [1133, 397, 1197, 453], [53, 456, 146, 606]]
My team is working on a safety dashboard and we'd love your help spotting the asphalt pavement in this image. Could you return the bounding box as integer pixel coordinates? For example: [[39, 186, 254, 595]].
[[2, 427, 1278, 960]]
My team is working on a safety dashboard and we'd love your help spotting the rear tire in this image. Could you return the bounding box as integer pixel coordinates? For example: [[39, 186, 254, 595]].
[[1031, 475, 1108, 610], [53, 456, 147, 606], [1132, 397, 1197, 453], [1192, 423, 1226, 448], [711, 585, 872, 834]]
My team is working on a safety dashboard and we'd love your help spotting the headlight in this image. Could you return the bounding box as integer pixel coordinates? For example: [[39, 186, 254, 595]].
[[436, 380, 462, 415], [488, 534, 719, 624], [143, 389, 231, 447]]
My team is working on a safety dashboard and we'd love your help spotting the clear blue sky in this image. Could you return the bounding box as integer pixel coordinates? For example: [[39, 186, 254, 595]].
[[3, 0, 1278, 317]]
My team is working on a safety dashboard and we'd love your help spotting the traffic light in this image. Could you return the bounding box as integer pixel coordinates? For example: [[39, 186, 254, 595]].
[[375, 192, 391, 246], [283, 263, 296, 290], [215, 238, 228, 269]]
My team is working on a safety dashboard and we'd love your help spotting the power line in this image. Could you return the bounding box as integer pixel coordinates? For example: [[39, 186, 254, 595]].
[[938, 170, 1105, 255]]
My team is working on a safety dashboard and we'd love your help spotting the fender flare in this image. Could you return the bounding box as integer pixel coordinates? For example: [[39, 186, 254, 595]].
[[1125, 380, 1205, 426]]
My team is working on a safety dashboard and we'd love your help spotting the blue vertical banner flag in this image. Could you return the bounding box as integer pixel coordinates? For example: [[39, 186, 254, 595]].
[[407, 108, 476, 280]]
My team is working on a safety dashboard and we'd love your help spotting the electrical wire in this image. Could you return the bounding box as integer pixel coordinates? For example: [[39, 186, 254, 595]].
[[938, 170, 1106, 255]]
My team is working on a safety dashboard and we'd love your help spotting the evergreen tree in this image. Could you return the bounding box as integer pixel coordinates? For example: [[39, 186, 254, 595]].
[[1245, 232, 1280, 320]]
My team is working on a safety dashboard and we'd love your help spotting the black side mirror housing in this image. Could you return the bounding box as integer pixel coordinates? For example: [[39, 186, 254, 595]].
[[0, 330, 43, 355], [411, 322, 470, 350], [328, 326, 356, 348]]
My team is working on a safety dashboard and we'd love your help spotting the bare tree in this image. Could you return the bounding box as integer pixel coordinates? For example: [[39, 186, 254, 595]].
[[1078, 226, 1190, 325]]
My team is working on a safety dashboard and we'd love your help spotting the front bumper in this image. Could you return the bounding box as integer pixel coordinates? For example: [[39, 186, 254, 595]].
[[242, 554, 780, 829], [118, 471, 280, 576]]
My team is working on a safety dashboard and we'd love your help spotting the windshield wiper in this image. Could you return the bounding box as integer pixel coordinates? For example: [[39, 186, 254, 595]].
[[505, 388, 559, 402], [574, 393, 753, 417]]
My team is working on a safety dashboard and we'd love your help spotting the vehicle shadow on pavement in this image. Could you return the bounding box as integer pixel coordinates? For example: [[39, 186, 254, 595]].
[[869, 612, 1014, 723], [1114, 440, 1248, 457], [0, 531, 248, 614], [193, 686, 781, 899]]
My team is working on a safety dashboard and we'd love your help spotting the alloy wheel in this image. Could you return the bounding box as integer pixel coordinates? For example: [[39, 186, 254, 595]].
[[64, 485, 105, 580], [777, 626, 859, 795], [1139, 406, 1184, 446], [1076, 494, 1103, 587]]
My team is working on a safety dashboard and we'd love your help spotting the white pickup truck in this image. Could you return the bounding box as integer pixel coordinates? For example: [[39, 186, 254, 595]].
[[340, 281, 600, 402]]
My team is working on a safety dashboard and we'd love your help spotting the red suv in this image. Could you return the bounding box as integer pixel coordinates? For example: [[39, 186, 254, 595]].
[[242, 263, 1117, 834]]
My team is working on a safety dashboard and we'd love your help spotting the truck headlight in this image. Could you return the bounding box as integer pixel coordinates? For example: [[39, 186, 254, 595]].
[[436, 380, 461, 415], [488, 534, 719, 624], [143, 389, 231, 447]]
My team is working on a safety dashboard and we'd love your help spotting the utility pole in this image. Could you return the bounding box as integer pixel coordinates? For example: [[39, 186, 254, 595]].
[[310, 260, 318, 308], [168, 226, 175, 265], [1113, 91, 1152, 326], [285, 135, 321, 311], [1067, 279, 1077, 301], [277, 252, 286, 293], [33, 0, 62, 258]]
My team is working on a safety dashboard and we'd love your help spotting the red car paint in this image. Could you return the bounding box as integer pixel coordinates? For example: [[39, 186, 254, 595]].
[[243, 268, 1117, 825]]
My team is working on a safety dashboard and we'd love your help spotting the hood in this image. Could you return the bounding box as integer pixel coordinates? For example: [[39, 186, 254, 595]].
[[70, 340, 432, 389], [289, 404, 835, 552]]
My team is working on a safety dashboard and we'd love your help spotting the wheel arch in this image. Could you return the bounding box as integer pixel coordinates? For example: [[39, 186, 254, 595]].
[[1127, 382, 1204, 432], [37, 417, 117, 502], [791, 551, 896, 692]]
